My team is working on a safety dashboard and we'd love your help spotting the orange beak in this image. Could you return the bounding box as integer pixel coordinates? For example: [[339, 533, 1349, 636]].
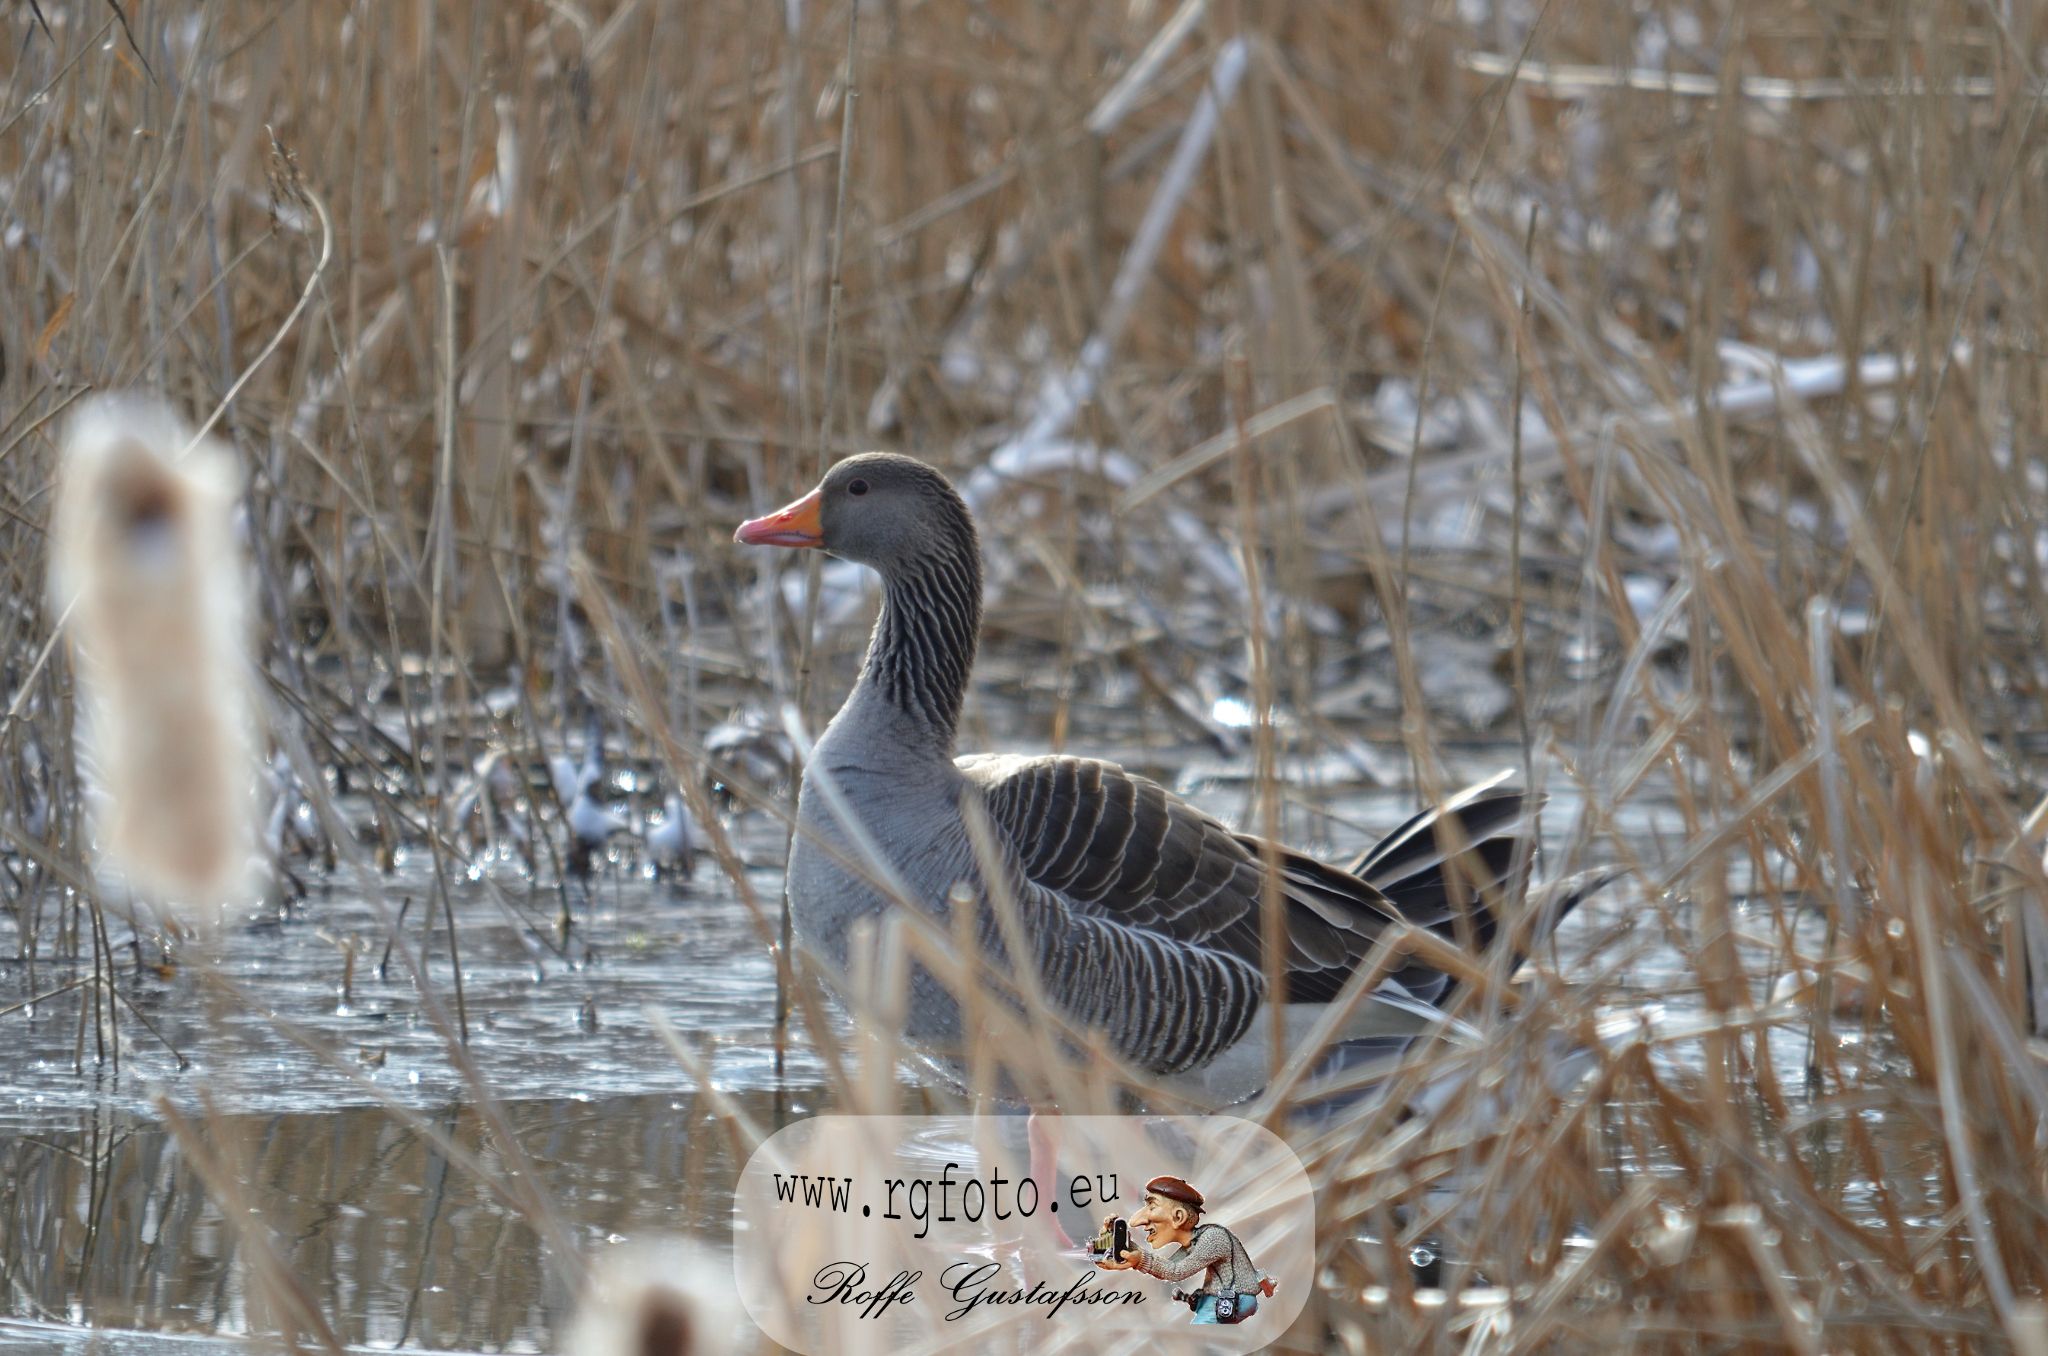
[[734, 487, 824, 548]]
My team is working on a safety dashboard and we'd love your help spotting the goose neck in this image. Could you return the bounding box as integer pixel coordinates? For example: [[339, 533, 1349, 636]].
[[852, 547, 981, 748]]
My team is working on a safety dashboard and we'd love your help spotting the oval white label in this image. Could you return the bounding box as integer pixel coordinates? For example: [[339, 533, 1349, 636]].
[[732, 1114, 1314, 1352]]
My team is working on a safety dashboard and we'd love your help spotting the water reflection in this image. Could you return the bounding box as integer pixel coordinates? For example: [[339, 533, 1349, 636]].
[[0, 826, 816, 1351], [0, 1090, 801, 1351]]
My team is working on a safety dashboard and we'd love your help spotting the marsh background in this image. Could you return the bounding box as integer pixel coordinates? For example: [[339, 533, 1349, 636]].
[[3, 1, 2048, 1351]]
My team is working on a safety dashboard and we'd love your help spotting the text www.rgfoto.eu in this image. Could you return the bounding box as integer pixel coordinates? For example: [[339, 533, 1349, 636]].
[[772, 1165, 1119, 1239]]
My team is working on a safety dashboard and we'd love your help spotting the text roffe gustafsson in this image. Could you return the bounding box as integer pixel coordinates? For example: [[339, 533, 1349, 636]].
[[779, 1163, 1145, 1322], [808, 1261, 1144, 1322]]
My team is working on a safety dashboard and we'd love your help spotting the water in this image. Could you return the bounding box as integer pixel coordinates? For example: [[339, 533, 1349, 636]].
[[0, 805, 827, 1351], [0, 849, 818, 1132], [0, 750, 1890, 1351], [0, 1091, 774, 1352]]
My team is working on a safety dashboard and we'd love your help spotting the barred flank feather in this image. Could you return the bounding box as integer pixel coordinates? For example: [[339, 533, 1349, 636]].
[[49, 395, 257, 917]]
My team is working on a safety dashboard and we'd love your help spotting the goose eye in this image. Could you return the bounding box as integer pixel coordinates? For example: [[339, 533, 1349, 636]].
[[847, 478, 869, 497]]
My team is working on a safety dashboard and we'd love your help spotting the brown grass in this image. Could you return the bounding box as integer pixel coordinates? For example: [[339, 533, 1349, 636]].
[[5, 0, 2048, 1350]]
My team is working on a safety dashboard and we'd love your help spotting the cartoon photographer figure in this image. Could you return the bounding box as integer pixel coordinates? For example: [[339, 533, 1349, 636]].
[[1095, 1175, 1278, 1325]]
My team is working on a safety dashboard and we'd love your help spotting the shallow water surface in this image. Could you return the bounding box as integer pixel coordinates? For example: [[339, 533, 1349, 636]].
[[1, 814, 820, 1350], [1, 839, 813, 1132]]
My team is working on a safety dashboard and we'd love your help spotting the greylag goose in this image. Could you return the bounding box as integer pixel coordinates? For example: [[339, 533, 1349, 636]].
[[737, 453, 1573, 1105]]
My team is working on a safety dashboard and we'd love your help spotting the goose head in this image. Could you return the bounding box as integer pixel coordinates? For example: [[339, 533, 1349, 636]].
[[733, 452, 977, 576], [736, 453, 983, 737]]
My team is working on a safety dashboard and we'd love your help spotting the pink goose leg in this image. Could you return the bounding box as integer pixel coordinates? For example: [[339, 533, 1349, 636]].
[[1027, 1110, 1075, 1249]]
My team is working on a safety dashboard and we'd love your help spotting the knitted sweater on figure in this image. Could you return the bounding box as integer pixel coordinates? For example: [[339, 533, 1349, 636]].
[[1132, 1225, 1266, 1296]]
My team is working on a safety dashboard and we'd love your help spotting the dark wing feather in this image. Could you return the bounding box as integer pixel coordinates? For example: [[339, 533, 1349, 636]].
[[960, 755, 1415, 995], [956, 755, 1546, 1071], [964, 754, 1276, 947]]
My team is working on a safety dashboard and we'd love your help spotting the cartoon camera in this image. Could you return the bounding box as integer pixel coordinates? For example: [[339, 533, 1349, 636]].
[[1088, 1216, 1131, 1262]]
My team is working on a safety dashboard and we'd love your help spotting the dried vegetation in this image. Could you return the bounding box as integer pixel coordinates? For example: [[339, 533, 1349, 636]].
[[4, 0, 2048, 1350]]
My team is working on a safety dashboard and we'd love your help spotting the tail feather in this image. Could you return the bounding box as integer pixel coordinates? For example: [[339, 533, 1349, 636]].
[[1343, 772, 1524, 885], [1345, 777, 1599, 1001]]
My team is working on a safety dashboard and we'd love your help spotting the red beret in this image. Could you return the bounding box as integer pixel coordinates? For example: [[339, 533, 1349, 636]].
[[1144, 1175, 1204, 1210]]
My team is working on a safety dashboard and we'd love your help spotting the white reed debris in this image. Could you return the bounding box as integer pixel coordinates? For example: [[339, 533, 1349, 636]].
[[48, 395, 258, 920], [785, 37, 1250, 630], [564, 1239, 741, 1356]]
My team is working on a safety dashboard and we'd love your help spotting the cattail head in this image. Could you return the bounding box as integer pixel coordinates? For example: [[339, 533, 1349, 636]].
[[48, 395, 258, 921], [564, 1239, 740, 1356]]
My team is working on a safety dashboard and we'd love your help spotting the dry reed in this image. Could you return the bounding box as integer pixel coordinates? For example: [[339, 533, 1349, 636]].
[[3, 0, 2048, 1351]]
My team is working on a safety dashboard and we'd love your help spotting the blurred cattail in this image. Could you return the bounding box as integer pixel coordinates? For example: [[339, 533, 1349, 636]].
[[48, 395, 257, 919], [563, 1239, 740, 1356]]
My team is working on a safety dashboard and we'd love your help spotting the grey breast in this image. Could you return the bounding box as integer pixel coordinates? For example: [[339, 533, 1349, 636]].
[[788, 720, 987, 1057]]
